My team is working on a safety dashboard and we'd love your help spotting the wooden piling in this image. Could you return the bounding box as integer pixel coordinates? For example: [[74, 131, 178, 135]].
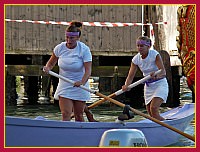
[[5, 5, 182, 107], [5, 71, 17, 106], [23, 76, 39, 105]]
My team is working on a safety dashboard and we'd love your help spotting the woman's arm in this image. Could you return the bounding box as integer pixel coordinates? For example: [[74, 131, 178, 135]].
[[122, 62, 138, 91], [154, 54, 166, 78], [74, 61, 92, 86], [43, 53, 58, 73], [82, 61, 92, 85]]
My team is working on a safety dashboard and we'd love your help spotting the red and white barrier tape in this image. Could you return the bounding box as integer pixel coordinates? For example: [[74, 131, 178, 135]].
[[5, 19, 167, 27]]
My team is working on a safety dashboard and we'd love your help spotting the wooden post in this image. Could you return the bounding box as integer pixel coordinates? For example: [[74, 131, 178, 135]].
[[159, 50, 174, 107], [5, 70, 17, 106], [24, 76, 39, 105], [111, 66, 119, 93], [38, 76, 51, 104], [171, 66, 181, 106]]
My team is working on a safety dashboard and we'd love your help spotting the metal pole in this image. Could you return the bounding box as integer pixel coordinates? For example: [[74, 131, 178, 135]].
[[142, 5, 144, 36]]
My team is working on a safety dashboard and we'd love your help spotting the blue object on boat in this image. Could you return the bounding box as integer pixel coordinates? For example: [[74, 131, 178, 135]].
[[34, 116, 46, 120]]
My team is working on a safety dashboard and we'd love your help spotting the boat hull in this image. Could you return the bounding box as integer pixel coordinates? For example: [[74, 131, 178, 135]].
[[5, 103, 194, 147]]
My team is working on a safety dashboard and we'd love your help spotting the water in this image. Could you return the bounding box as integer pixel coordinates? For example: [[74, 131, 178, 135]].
[[5, 76, 195, 147]]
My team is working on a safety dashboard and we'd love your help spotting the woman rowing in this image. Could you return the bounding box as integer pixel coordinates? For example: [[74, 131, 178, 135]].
[[43, 21, 94, 122], [122, 36, 169, 121]]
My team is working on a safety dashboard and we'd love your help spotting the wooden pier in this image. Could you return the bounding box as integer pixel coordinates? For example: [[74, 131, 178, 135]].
[[5, 5, 183, 107]]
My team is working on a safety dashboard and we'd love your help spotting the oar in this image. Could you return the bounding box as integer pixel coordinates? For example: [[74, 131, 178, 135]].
[[48, 70, 195, 142], [88, 70, 162, 109]]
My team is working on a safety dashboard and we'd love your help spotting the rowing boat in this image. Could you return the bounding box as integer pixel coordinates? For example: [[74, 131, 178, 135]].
[[5, 103, 194, 147]]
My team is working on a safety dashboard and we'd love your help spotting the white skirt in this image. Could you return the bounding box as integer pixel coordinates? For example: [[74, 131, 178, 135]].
[[54, 79, 91, 101], [144, 78, 169, 105]]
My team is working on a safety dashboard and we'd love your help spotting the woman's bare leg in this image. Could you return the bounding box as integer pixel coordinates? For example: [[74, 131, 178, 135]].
[[146, 97, 165, 121], [73, 100, 86, 122], [59, 97, 73, 121], [84, 106, 98, 122]]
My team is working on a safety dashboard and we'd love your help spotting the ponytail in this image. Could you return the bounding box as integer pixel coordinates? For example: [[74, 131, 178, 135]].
[[66, 21, 82, 37]]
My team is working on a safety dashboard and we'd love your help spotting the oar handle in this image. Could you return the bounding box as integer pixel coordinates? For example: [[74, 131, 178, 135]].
[[48, 71, 96, 94], [114, 69, 162, 96], [48, 69, 161, 95], [88, 70, 161, 109], [88, 69, 161, 109], [88, 70, 162, 109]]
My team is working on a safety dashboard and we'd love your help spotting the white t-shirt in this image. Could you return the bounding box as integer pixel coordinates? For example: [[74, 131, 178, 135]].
[[53, 41, 92, 101], [132, 49, 168, 105], [132, 49, 159, 76]]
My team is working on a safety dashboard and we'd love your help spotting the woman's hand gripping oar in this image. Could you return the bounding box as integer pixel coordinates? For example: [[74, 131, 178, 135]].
[[47, 70, 195, 142], [88, 70, 162, 109]]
